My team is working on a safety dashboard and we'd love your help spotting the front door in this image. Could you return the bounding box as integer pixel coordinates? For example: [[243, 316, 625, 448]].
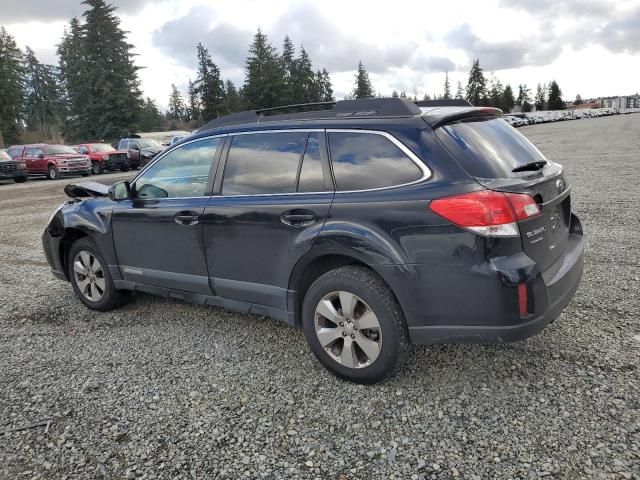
[[203, 131, 334, 312], [111, 136, 222, 294]]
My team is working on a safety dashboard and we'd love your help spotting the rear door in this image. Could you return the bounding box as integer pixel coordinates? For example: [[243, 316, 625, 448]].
[[435, 117, 570, 271], [202, 130, 334, 312], [111, 136, 222, 294]]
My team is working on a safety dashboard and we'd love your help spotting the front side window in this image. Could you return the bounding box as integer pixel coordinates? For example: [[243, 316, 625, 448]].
[[134, 138, 220, 199], [24, 147, 37, 156], [8, 147, 22, 158], [328, 132, 424, 191], [222, 132, 307, 195]]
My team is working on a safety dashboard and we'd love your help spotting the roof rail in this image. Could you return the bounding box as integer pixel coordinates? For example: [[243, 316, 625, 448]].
[[199, 98, 422, 132], [415, 99, 473, 107]]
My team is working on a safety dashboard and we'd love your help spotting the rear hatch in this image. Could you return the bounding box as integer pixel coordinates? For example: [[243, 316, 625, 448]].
[[434, 116, 570, 271]]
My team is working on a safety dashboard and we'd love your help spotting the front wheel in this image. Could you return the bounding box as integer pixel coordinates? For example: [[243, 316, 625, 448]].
[[302, 266, 408, 384], [48, 165, 59, 180], [92, 162, 103, 175], [68, 237, 124, 311]]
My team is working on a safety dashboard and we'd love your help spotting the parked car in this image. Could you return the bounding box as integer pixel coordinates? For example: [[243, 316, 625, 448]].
[[117, 138, 163, 169], [75, 143, 130, 174], [0, 150, 29, 183], [168, 135, 185, 146], [42, 98, 584, 384], [10, 144, 91, 180]]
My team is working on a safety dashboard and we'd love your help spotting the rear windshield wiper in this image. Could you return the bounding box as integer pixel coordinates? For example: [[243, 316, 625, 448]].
[[512, 160, 547, 173]]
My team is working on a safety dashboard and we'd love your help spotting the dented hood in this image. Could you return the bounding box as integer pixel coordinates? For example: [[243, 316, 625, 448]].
[[64, 181, 110, 198]]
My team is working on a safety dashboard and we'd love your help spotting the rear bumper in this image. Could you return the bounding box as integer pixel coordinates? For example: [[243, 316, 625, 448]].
[[381, 214, 584, 344]]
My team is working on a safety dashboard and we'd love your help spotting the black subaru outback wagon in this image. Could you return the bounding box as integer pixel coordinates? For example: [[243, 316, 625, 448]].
[[42, 98, 584, 383]]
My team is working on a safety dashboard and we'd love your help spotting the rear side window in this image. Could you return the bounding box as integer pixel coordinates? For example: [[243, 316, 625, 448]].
[[298, 133, 329, 192], [222, 132, 307, 195], [328, 131, 423, 191], [435, 118, 548, 178]]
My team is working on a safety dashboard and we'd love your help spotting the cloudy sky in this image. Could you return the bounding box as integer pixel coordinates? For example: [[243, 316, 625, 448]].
[[3, 0, 640, 109]]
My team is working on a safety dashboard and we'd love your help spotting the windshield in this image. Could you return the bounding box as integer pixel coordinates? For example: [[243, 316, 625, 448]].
[[91, 144, 115, 152], [139, 139, 162, 150], [44, 145, 77, 155], [435, 118, 548, 179]]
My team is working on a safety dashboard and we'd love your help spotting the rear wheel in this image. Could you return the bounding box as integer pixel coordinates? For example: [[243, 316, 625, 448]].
[[92, 162, 103, 175], [302, 266, 408, 384], [120, 164, 130, 172], [48, 165, 59, 180], [68, 238, 123, 311]]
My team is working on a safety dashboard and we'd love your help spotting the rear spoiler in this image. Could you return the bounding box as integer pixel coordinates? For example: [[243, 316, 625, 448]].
[[422, 107, 503, 128]]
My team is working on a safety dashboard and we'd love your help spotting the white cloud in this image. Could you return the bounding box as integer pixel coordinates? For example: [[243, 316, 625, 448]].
[[3, 0, 640, 110]]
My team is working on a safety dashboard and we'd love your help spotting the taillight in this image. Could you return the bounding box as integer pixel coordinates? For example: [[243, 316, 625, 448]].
[[429, 190, 541, 237]]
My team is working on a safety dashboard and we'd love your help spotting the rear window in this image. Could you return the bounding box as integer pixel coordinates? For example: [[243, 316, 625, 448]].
[[328, 131, 423, 191], [435, 118, 547, 179]]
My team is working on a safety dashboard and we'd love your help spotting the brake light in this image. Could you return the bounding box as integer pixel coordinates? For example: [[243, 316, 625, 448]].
[[429, 190, 541, 237]]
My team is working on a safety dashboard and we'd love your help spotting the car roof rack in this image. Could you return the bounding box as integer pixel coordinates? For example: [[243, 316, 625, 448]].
[[199, 98, 422, 131], [415, 99, 473, 107]]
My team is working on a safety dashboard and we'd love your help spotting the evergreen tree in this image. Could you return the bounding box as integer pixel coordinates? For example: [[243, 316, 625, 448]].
[[465, 59, 486, 106], [291, 46, 316, 103], [488, 75, 504, 109], [167, 84, 185, 120], [501, 84, 515, 113], [352, 61, 375, 99], [517, 84, 532, 112], [455, 81, 464, 99], [280, 35, 295, 105], [187, 80, 200, 123], [23, 47, 63, 140], [0, 27, 25, 146], [574, 94, 583, 105], [443, 71, 451, 99], [391, 90, 399, 98], [57, 17, 85, 141], [547, 80, 564, 110], [422, 93, 432, 101], [243, 29, 285, 109], [79, 0, 142, 140], [225, 80, 243, 113], [318, 68, 333, 102], [138, 97, 164, 131], [534, 83, 546, 111], [194, 43, 226, 120]]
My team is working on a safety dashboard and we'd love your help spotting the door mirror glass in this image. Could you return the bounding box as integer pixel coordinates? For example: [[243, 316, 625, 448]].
[[109, 181, 131, 201]]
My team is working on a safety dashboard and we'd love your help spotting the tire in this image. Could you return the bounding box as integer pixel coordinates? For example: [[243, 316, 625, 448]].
[[48, 165, 59, 180], [68, 237, 124, 311], [301, 266, 408, 384], [82, 171, 91, 177], [14, 177, 27, 183], [92, 162, 103, 175], [120, 164, 130, 172]]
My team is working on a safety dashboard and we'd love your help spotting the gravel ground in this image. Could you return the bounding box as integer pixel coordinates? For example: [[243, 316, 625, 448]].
[[1, 115, 639, 480]]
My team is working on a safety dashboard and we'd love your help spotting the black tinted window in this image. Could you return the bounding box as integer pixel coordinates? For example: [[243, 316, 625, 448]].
[[135, 137, 219, 199], [435, 118, 548, 178], [298, 133, 327, 192], [328, 132, 423, 191], [223, 132, 307, 195]]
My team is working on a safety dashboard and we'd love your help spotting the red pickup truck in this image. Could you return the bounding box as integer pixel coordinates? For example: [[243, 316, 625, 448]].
[[74, 143, 130, 174], [8, 144, 92, 180]]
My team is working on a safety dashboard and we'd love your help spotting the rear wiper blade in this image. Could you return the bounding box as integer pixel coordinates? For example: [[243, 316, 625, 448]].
[[512, 160, 547, 173]]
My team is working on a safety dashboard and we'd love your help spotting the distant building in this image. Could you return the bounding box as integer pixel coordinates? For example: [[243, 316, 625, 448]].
[[601, 95, 639, 110]]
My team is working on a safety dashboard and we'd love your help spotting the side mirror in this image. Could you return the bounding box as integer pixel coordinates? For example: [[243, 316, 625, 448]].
[[108, 181, 131, 201], [38, 153, 45, 159]]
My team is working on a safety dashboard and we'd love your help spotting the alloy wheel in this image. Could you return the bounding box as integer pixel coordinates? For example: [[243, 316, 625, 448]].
[[73, 250, 105, 302], [314, 291, 382, 368]]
